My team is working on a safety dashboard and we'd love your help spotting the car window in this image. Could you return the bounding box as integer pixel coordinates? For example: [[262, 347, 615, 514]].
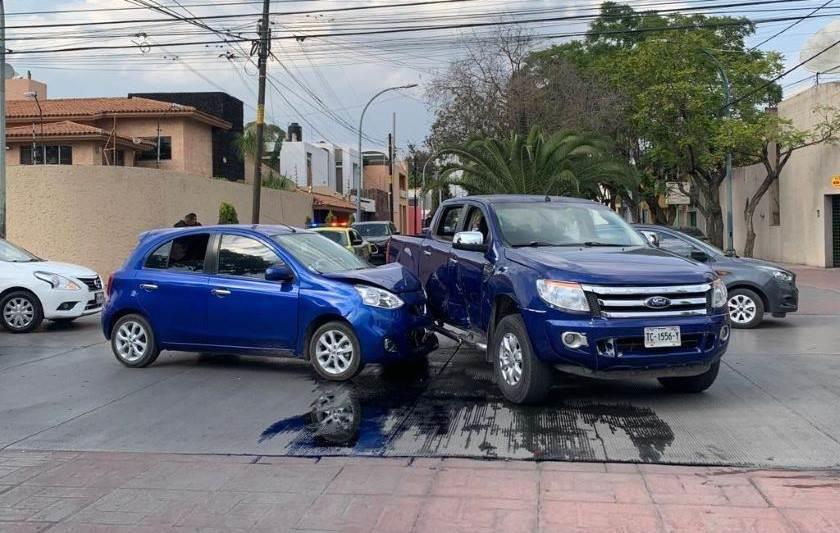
[[436, 205, 463, 240], [217, 235, 283, 279], [318, 230, 348, 246], [658, 232, 695, 258], [144, 234, 209, 272], [389, 222, 398, 234], [463, 206, 489, 243]]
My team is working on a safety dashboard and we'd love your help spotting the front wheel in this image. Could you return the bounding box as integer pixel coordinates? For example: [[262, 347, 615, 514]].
[[1, 290, 44, 333], [728, 288, 764, 329], [493, 314, 553, 404], [658, 362, 720, 393], [309, 321, 363, 381]]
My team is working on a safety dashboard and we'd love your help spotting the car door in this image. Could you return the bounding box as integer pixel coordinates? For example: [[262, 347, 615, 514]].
[[134, 233, 211, 347], [205, 233, 299, 350], [419, 203, 464, 321], [451, 204, 492, 330], [348, 229, 368, 260]]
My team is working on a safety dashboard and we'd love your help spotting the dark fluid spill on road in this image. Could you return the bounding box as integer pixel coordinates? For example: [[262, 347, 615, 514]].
[[259, 348, 675, 462]]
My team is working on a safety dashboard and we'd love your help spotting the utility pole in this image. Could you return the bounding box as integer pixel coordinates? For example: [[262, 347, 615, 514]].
[[251, 0, 271, 224], [391, 112, 396, 225], [1, 0, 7, 238]]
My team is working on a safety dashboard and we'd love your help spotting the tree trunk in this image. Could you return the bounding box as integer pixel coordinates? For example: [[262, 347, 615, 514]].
[[743, 198, 758, 258], [703, 184, 725, 249]]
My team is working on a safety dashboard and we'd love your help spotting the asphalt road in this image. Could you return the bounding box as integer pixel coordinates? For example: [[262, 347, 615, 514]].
[[2, 283, 839, 469]]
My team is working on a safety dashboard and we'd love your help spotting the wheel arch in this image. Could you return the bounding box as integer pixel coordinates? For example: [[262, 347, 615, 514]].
[[104, 307, 148, 340], [298, 313, 352, 360], [727, 283, 769, 310], [486, 294, 520, 362]]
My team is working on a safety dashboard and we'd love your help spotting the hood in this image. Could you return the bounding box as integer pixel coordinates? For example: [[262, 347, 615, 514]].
[[322, 262, 421, 293], [5, 260, 98, 279], [506, 246, 715, 285], [728, 256, 787, 271], [365, 236, 391, 244]]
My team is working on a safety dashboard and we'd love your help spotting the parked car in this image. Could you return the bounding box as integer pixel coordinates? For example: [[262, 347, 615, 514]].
[[102, 225, 436, 380], [635, 224, 798, 328], [388, 195, 730, 404], [312, 225, 372, 262], [0, 238, 103, 333], [353, 221, 399, 265]]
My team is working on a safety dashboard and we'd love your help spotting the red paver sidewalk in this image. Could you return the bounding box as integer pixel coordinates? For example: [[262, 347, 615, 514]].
[[1, 451, 839, 532], [785, 265, 840, 292]]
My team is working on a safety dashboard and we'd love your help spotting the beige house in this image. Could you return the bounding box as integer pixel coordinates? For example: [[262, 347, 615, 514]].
[[363, 152, 409, 232], [726, 83, 840, 267], [4, 79, 230, 177]]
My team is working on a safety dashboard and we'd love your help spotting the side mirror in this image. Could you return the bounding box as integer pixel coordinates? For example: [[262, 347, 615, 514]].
[[266, 264, 294, 282], [452, 231, 487, 252], [393, 231, 401, 235], [690, 249, 709, 262], [641, 230, 659, 247], [421, 227, 431, 237]]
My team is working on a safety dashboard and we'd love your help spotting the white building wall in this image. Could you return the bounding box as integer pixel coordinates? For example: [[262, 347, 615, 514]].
[[280, 141, 329, 189]]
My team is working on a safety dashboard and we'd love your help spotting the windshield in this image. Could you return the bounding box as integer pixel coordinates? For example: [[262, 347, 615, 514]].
[[495, 203, 646, 247], [273, 233, 368, 274], [0, 239, 42, 262], [354, 223, 390, 238], [316, 230, 348, 246]]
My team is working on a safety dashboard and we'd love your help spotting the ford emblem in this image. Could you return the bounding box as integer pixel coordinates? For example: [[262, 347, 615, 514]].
[[645, 296, 671, 309]]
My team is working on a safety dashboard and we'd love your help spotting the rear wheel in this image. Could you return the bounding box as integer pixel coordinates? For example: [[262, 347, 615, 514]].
[[658, 362, 720, 393], [728, 288, 764, 329], [111, 314, 159, 368], [309, 321, 363, 381], [493, 314, 553, 404], [1, 291, 43, 333]]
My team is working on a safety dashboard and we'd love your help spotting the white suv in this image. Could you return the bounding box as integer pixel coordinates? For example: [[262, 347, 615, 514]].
[[0, 239, 104, 333]]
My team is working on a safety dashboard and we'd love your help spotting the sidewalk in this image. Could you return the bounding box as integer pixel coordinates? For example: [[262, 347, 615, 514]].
[[1, 451, 839, 532], [785, 264, 840, 292]]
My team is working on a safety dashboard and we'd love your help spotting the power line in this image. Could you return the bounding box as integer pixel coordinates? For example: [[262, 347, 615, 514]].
[[750, 0, 834, 49]]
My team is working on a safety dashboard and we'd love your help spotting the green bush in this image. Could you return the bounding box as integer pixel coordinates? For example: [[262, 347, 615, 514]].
[[218, 202, 239, 224], [325, 210, 336, 224]]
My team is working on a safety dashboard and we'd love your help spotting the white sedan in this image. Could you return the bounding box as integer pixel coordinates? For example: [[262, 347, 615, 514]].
[[0, 239, 104, 333]]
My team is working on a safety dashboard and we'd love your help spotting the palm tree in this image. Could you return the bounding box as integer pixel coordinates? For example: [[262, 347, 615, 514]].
[[438, 127, 633, 200], [236, 121, 285, 168]]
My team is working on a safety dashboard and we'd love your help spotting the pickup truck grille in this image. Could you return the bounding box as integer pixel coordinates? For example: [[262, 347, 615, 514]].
[[581, 283, 710, 318]]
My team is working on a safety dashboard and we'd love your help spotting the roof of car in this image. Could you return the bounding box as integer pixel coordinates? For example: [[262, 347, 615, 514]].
[[138, 224, 307, 242], [444, 195, 599, 206], [352, 221, 390, 225]]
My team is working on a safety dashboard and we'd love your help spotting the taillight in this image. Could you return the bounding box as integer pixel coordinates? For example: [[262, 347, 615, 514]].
[[106, 273, 115, 297]]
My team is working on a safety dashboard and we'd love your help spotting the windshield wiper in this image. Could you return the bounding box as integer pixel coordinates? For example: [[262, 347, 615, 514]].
[[580, 241, 632, 247], [511, 241, 565, 248]]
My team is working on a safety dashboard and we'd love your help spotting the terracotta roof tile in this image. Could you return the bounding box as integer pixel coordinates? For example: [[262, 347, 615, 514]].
[[4, 120, 155, 148], [312, 191, 356, 211], [5, 97, 230, 128]]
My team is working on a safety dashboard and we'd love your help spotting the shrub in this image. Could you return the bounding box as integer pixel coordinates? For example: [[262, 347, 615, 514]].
[[218, 202, 239, 224]]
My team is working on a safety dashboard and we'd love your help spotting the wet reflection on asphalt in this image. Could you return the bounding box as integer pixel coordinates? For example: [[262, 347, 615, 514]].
[[259, 343, 675, 462]]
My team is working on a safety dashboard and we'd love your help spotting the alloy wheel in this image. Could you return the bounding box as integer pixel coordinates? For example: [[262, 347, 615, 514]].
[[499, 332, 523, 386], [728, 294, 757, 324], [3, 297, 35, 329], [315, 330, 355, 376], [114, 320, 149, 362]]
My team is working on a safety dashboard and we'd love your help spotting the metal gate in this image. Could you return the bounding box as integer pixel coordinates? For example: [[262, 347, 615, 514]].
[[833, 195, 840, 267]]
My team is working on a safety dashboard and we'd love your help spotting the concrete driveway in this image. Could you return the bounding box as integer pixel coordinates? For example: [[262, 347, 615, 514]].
[[1, 274, 839, 469]]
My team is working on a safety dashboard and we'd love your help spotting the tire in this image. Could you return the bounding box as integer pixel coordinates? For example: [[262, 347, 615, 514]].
[[727, 288, 764, 329], [111, 314, 160, 368], [493, 314, 553, 404], [309, 321, 363, 381], [1, 290, 44, 333], [658, 361, 720, 393]]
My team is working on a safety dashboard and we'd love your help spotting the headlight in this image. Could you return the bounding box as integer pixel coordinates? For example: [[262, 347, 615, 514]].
[[34, 272, 81, 291], [354, 285, 404, 309], [536, 280, 590, 313], [711, 279, 728, 308], [771, 270, 793, 283]]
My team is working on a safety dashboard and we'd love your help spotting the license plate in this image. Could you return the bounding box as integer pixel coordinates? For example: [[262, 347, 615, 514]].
[[94, 292, 105, 304], [644, 326, 681, 348]]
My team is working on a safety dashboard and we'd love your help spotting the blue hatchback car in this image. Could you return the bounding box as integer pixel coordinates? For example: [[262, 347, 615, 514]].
[[102, 225, 436, 381]]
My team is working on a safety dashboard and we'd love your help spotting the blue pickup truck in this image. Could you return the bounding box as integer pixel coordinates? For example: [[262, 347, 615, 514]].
[[388, 195, 730, 404]]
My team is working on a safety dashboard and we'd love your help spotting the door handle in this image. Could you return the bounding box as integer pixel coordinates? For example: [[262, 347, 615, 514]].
[[139, 283, 158, 291], [211, 288, 231, 297], [449, 257, 459, 264], [423, 250, 432, 256]]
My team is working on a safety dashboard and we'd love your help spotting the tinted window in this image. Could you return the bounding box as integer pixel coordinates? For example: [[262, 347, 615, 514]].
[[354, 223, 389, 238], [436, 205, 463, 240], [658, 232, 694, 258], [144, 234, 209, 272], [463, 206, 489, 243], [318, 230, 347, 246], [137, 137, 172, 161], [217, 235, 281, 279]]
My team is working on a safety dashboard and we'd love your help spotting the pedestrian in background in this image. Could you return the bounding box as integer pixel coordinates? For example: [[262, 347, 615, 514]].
[[174, 213, 201, 228]]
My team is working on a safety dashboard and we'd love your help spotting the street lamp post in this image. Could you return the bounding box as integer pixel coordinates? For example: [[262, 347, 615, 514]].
[[23, 91, 44, 165], [702, 50, 735, 255], [356, 83, 417, 222]]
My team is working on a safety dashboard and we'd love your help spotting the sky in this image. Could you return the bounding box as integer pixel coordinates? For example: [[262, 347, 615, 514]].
[[3, 0, 839, 157]]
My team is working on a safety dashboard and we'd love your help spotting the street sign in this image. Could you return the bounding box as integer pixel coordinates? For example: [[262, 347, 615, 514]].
[[832, 175, 840, 189]]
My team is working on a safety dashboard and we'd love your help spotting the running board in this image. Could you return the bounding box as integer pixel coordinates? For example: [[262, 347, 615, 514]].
[[432, 323, 487, 352]]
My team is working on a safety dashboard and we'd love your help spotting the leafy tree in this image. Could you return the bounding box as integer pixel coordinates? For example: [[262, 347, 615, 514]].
[[720, 107, 840, 256], [262, 171, 296, 191], [236, 122, 285, 168], [438, 127, 633, 199], [218, 202, 239, 224], [526, 2, 784, 247], [325, 210, 337, 224]]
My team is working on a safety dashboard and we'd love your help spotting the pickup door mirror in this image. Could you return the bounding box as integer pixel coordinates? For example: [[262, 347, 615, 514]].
[[690, 249, 710, 262], [640, 230, 659, 247], [265, 264, 294, 282], [452, 231, 488, 252]]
